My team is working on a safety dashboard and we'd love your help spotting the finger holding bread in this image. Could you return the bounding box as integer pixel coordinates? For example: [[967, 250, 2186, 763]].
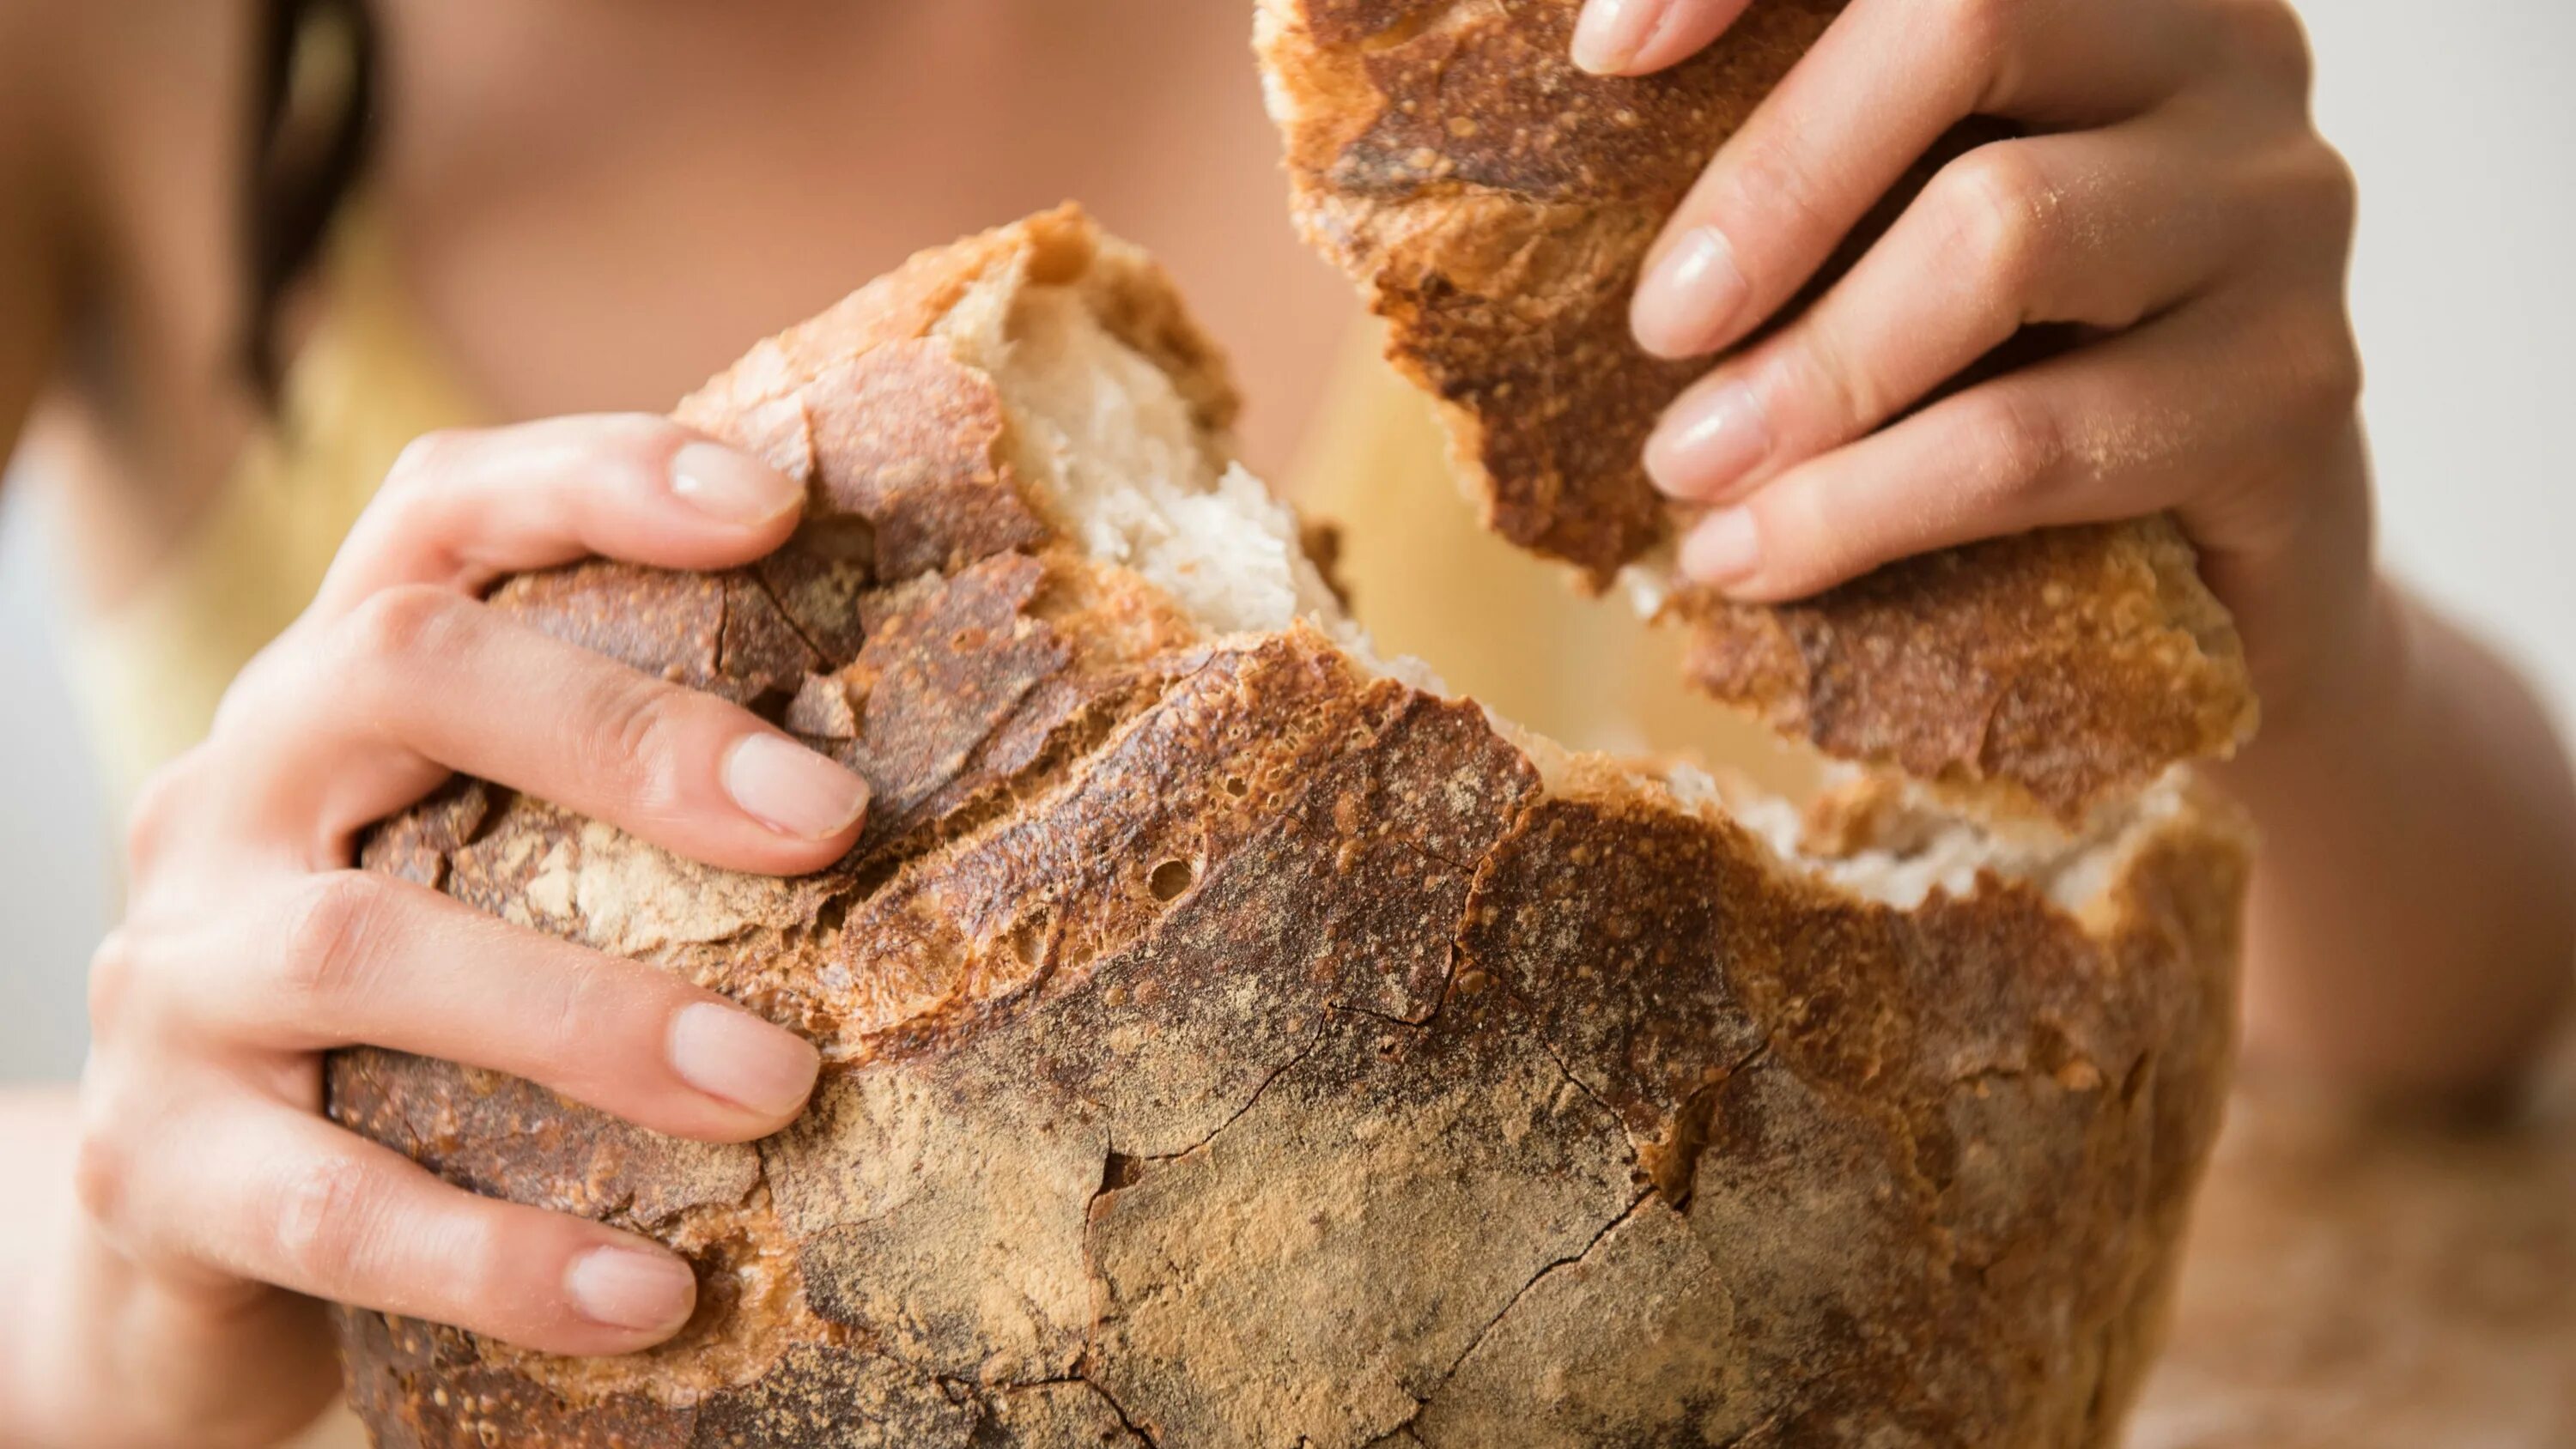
[[1259, 0, 2261, 818], [73, 1084, 702, 1358], [105, 872, 820, 1143], [1643, 112, 2248, 511], [60, 402, 862, 1434], [1672, 297, 2301, 597], [311, 415, 807, 621], [1626, 0, 2196, 361], [216, 591, 867, 874], [1602, 0, 2364, 709]]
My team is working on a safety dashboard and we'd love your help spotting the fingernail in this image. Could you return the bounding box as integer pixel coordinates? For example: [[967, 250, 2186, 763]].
[[1682, 508, 1762, 588], [669, 1002, 822, 1119], [565, 1246, 696, 1334], [1647, 381, 1771, 500], [721, 735, 870, 840], [1572, 0, 1659, 75], [669, 441, 803, 526], [1633, 226, 1750, 359]]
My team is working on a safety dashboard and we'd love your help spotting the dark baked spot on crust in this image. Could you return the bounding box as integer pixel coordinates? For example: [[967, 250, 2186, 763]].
[[489, 560, 822, 711], [830, 551, 1072, 843], [1330, 3, 1733, 203], [1457, 795, 1773, 1153], [325, 1050, 762, 1231], [689, 1344, 977, 1448], [1681, 519, 2262, 821], [801, 340, 1051, 580]]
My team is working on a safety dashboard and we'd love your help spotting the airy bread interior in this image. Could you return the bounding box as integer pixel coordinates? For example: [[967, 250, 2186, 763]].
[[935, 263, 2184, 919]]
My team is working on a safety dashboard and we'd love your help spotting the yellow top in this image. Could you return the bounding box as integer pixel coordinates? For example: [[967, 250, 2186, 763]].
[[65, 211, 1778, 815], [66, 211, 486, 809]]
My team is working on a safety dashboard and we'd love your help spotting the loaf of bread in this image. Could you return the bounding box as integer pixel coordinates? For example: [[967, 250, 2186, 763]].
[[1256, 0, 2258, 823], [328, 204, 2249, 1448]]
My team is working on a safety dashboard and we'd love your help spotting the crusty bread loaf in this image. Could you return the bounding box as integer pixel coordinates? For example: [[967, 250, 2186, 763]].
[[328, 207, 2248, 1448], [1255, 0, 2258, 823]]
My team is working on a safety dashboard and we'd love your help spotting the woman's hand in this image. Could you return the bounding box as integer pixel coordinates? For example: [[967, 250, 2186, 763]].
[[1578, 1, 2576, 1103], [1583, 0, 2372, 721], [46, 416, 870, 1448]]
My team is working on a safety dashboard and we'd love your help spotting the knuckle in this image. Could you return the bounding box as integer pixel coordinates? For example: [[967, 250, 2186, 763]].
[[86, 928, 145, 1039], [2221, 0, 2318, 94], [1965, 387, 2069, 500], [338, 584, 471, 677], [122, 754, 205, 876], [447, 1200, 518, 1301], [69, 1070, 165, 1247], [70, 1116, 132, 1232], [380, 428, 470, 504], [1939, 146, 2057, 299], [2291, 142, 2361, 241], [275, 871, 392, 1010], [270, 1153, 380, 1287], [591, 677, 697, 819], [1790, 325, 1875, 434], [1726, 135, 1829, 241], [535, 955, 614, 1067], [2281, 309, 2365, 427], [1933, 0, 2020, 66]]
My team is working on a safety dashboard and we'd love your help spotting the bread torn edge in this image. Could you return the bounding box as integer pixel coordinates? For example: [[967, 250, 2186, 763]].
[[1251, 0, 2262, 834], [926, 219, 2235, 937]]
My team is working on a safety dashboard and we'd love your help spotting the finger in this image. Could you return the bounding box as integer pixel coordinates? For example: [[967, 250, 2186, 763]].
[[1646, 119, 2244, 504], [1571, 0, 1753, 76], [311, 415, 805, 621], [130, 872, 820, 1140], [1631, 0, 2198, 361], [1674, 292, 2360, 598], [221, 589, 867, 875], [100, 1094, 703, 1357]]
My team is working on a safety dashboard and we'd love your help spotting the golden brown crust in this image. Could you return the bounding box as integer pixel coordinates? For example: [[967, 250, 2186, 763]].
[[330, 209, 2249, 1447], [1259, 0, 2258, 820], [1680, 520, 2263, 821], [676, 202, 1242, 460]]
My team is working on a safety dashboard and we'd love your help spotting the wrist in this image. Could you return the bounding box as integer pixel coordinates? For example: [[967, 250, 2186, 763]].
[[3, 1203, 110, 1447], [7, 1207, 287, 1449], [2215, 572, 2413, 816]]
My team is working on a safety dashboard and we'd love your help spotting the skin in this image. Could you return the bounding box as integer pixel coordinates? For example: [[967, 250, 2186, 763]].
[[0, 0, 2567, 1444], [1577, 0, 2576, 1098]]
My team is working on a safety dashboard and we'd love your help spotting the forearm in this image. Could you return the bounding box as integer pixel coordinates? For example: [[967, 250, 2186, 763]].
[[2227, 580, 2576, 1104]]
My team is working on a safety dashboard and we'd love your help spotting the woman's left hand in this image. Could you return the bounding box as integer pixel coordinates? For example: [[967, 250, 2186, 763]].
[[1583, 0, 2372, 722]]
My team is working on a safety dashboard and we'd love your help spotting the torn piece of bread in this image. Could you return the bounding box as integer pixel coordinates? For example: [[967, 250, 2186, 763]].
[[327, 209, 2247, 1449], [1257, 0, 2259, 824]]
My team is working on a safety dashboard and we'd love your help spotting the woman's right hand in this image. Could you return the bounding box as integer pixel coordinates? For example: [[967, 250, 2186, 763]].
[[51, 415, 872, 1448]]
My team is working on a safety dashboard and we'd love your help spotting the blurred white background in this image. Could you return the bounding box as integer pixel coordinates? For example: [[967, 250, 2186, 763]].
[[3, 0, 2573, 1080]]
